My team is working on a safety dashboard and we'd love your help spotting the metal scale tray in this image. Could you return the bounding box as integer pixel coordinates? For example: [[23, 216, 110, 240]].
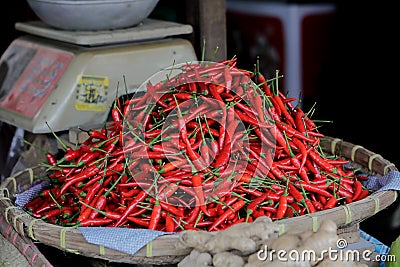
[[15, 18, 193, 46]]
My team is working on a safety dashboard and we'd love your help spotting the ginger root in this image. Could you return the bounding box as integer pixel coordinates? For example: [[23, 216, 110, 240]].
[[177, 218, 367, 267], [178, 249, 212, 267], [177, 216, 280, 255], [213, 252, 245, 267], [177, 230, 214, 252], [204, 218, 280, 254], [176, 216, 279, 266]]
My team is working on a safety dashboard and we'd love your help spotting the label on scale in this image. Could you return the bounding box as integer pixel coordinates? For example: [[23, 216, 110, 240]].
[[0, 39, 72, 118], [75, 75, 109, 112]]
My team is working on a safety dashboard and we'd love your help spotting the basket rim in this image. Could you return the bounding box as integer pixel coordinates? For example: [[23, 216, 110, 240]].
[[0, 136, 398, 264]]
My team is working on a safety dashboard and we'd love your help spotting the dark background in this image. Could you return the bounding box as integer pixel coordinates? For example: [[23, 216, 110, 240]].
[[1, 0, 399, 245], [311, 1, 400, 245]]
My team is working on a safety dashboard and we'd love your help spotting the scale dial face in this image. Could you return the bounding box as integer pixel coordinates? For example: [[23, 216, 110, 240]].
[[0, 39, 72, 118]]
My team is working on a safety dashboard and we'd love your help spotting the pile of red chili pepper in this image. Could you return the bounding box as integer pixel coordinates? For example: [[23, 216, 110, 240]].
[[23, 59, 370, 231]]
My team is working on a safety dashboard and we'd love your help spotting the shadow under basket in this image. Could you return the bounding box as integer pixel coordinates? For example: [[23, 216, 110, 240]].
[[0, 136, 398, 265]]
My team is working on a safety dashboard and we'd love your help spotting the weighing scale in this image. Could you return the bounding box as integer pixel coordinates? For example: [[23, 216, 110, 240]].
[[0, 19, 198, 134]]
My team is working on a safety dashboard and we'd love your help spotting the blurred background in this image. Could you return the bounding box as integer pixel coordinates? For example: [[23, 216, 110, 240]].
[[1, 0, 398, 245]]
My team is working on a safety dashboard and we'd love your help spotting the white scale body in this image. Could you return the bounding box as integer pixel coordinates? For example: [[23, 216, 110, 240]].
[[0, 19, 197, 133]]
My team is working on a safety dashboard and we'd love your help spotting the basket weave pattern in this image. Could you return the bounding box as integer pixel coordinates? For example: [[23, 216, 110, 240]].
[[0, 136, 398, 264]]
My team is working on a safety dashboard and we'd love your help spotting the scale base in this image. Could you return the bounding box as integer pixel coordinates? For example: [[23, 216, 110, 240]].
[[0, 20, 197, 133]]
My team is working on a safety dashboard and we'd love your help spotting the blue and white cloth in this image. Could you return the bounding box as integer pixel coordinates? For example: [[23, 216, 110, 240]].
[[15, 180, 50, 207], [363, 170, 400, 193], [78, 227, 176, 255]]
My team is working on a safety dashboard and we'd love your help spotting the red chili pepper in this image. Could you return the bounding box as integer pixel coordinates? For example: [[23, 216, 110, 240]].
[[191, 174, 212, 216], [247, 194, 267, 213], [81, 181, 104, 212], [293, 109, 306, 133], [213, 107, 238, 168], [261, 206, 278, 214], [175, 92, 193, 101], [182, 101, 212, 123], [200, 142, 211, 167], [218, 125, 226, 152], [312, 200, 324, 211], [247, 147, 272, 175], [208, 199, 245, 231], [351, 180, 363, 201], [294, 106, 316, 131], [224, 66, 232, 93], [292, 138, 308, 170], [208, 139, 219, 158], [275, 195, 288, 219], [59, 149, 83, 164], [158, 159, 185, 174], [89, 195, 107, 219], [251, 88, 267, 123], [148, 200, 162, 230], [88, 129, 108, 140], [61, 164, 101, 195], [304, 199, 317, 213], [78, 188, 104, 222], [235, 186, 263, 197], [185, 205, 200, 224], [104, 139, 119, 154], [41, 208, 61, 220], [357, 189, 370, 200], [269, 163, 288, 180], [282, 204, 294, 218], [114, 190, 149, 227], [111, 107, 121, 123], [46, 153, 57, 166], [126, 216, 150, 228], [328, 183, 353, 199], [257, 72, 272, 97], [318, 195, 327, 205], [39, 188, 61, 198], [251, 208, 265, 219], [295, 182, 333, 198], [326, 159, 350, 165], [234, 108, 263, 128], [79, 218, 113, 227], [215, 196, 240, 214], [289, 156, 311, 183], [236, 173, 251, 184], [24, 196, 45, 212], [77, 150, 103, 165], [288, 183, 304, 202], [178, 117, 206, 171], [277, 123, 316, 144], [323, 197, 338, 209], [208, 83, 224, 102], [310, 150, 346, 177], [148, 198, 182, 218], [165, 214, 176, 232], [273, 95, 295, 126], [254, 128, 275, 148], [61, 207, 78, 218], [33, 201, 57, 218], [158, 183, 179, 201], [266, 192, 294, 203], [268, 126, 291, 156], [235, 102, 257, 119]]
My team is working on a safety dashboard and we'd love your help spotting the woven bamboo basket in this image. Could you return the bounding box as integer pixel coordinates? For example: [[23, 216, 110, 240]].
[[0, 213, 53, 267], [0, 136, 398, 265]]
